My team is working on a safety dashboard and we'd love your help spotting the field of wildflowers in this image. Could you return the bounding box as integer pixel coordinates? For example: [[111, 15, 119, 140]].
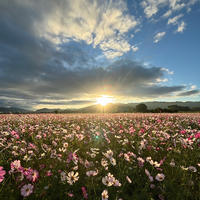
[[0, 113, 200, 199]]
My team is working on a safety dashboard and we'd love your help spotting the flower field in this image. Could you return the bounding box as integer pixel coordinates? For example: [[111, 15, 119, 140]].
[[0, 113, 200, 200]]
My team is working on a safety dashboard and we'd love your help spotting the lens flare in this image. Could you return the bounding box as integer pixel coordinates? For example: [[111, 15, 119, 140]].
[[96, 95, 113, 106]]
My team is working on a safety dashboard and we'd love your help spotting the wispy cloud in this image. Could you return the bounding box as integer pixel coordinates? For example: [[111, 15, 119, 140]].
[[176, 21, 186, 33], [132, 45, 139, 52], [154, 32, 166, 43], [141, 0, 186, 19], [167, 14, 183, 25]]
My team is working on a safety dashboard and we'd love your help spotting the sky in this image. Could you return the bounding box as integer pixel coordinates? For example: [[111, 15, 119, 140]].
[[0, 0, 200, 110]]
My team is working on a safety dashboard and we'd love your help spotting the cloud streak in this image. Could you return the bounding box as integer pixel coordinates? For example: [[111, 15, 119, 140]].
[[177, 90, 200, 96], [154, 32, 166, 43]]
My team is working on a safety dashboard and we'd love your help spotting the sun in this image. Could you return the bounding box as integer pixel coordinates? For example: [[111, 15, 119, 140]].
[[96, 95, 113, 106]]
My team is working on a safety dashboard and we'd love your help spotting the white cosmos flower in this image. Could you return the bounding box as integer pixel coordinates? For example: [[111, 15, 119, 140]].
[[102, 189, 109, 200], [103, 150, 114, 159], [67, 171, 79, 185], [188, 166, 197, 172], [60, 171, 67, 182], [110, 158, 116, 166], [155, 173, 165, 182]]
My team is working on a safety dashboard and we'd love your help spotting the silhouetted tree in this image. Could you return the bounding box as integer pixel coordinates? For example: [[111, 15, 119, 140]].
[[135, 103, 148, 112], [168, 105, 190, 112]]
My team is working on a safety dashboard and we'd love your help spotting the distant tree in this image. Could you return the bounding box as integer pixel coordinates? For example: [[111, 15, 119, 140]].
[[135, 103, 148, 112], [168, 105, 190, 112], [154, 107, 163, 113]]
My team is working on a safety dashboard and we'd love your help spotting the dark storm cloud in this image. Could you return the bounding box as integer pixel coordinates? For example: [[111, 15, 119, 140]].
[[177, 90, 200, 96], [0, 0, 191, 108]]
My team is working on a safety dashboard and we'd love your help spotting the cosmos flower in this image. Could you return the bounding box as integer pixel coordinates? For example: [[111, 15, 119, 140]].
[[0, 166, 6, 183], [102, 173, 115, 186], [146, 157, 152, 162], [101, 159, 108, 168], [102, 189, 109, 200], [27, 170, 39, 182], [60, 171, 67, 182], [81, 187, 88, 199], [188, 166, 197, 172], [110, 158, 116, 166], [63, 142, 68, 148], [123, 153, 130, 162], [155, 173, 165, 182], [67, 171, 79, 185], [103, 150, 114, 159], [46, 170, 53, 176], [86, 170, 98, 177], [113, 179, 122, 187], [10, 160, 21, 171], [21, 184, 34, 197]]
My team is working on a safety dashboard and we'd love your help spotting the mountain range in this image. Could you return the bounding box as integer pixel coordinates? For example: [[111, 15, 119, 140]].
[[1, 101, 200, 113]]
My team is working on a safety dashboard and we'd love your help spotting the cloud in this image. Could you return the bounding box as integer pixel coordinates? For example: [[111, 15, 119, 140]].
[[177, 90, 200, 96], [167, 14, 183, 25], [176, 21, 186, 33], [0, 0, 199, 109], [132, 45, 139, 52], [191, 85, 197, 89], [142, 0, 198, 22], [36, 100, 95, 106], [0, 0, 199, 60], [156, 78, 168, 83], [163, 9, 173, 18], [27, 0, 139, 59], [141, 0, 185, 18], [161, 68, 174, 75], [169, 0, 185, 11], [141, 0, 165, 18], [0, 39, 188, 109], [154, 32, 166, 43], [167, 14, 186, 33]]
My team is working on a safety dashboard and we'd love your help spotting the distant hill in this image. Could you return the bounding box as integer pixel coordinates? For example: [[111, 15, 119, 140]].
[[0, 107, 30, 114], [128, 101, 200, 109], [78, 103, 134, 113], [35, 108, 62, 113], [34, 101, 200, 113], [0, 102, 200, 114]]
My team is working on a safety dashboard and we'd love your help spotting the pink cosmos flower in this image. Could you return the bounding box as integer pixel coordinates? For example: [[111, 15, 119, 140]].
[[46, 170, 52, 176], [81, 186, 88, 199], [180, 130, 186, 134], [11, 130, 20, 139], [67, 192, 74, 197], [10, 160, 21, 170], [22, 168, 33, 177], [195, 132, 200, 139], [67, 152, 78, 164], [21, 184, 34, 197], [0, 166, 6, 183], [27, 170, 39, 182]]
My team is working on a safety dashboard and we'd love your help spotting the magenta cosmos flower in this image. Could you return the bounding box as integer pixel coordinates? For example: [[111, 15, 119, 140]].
[[0, 166, 6, 183]]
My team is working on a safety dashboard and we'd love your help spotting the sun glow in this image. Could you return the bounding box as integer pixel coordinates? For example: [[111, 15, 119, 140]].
[[96, 95, 113, 106]]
